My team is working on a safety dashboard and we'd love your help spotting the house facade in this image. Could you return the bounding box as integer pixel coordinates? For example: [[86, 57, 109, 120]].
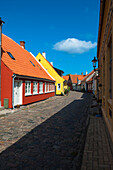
[[1, 34, 55, 108], [68, 74, 78, 90], [68, 74, 86, 91], [97, 0, 113, 142], [76, 74, 86, 91], [81, 70, 95, 92], [36, 52, 64, 95]]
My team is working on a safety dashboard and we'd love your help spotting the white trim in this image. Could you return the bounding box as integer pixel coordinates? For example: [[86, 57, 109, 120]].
[[86, 72, 95, 82], [39, 82, 43, 94], [33, 81, 38, 94], [25, 94, 32, 96], [14, 80, 23, 106], [30, 52, 55, 81], [39, 92, 43, 94], [45, 91, 55, 93], [33, 93, 39, 96], [45, 82, 46, 93], [25, 81, 31, 96]]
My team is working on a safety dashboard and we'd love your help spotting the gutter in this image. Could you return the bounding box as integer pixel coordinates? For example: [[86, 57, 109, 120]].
[[15, 74, 55, 83], [12, 74, 16, 109]]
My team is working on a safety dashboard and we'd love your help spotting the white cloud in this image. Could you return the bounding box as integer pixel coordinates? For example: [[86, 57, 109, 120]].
[[53, 38, 97, 54]]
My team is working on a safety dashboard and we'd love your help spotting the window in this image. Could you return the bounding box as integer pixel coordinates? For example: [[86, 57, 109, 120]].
[[57, 83, 61, 90], [30, 61, 35, 67], [7, 52, 15, 60], [37, 65, 42, 70], [47, 83, 49, 92], [25, 81, 31, 95], [39, 82, 43, 93], [33, 81, 38, 94], [45, 82, 46, 92], [50, 83, 54, 92]]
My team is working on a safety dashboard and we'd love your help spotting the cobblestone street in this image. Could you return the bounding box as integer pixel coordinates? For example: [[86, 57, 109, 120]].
[[0, 91, 92, 169]]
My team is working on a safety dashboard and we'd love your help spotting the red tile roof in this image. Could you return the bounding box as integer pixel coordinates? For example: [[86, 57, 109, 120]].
[[70, 74, 86, 84], [77, 75, 86, 80], [2, 34, 54, 81], [70, 75, 78, 83], [63, 76, 69, 81]]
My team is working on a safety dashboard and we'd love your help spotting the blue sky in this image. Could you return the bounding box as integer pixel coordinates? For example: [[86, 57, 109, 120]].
[[1, 0, 100, 75]]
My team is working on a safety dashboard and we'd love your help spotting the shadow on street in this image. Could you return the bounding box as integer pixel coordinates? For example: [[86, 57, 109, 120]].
[[0, 93, 92, 169]]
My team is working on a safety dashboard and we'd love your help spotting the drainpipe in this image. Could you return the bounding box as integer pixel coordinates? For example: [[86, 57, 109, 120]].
[[0, 18, 5, 107], [12, 74, 16, 109]]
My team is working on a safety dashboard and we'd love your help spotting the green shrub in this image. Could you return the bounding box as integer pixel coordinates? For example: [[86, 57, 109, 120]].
[[61, 92, 64, 96], [68, 87, 70, 92], [64, 89, 68, 94]]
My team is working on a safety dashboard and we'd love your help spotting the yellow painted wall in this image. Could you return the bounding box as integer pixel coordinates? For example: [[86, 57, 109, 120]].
[[36, 53, 64, 95]]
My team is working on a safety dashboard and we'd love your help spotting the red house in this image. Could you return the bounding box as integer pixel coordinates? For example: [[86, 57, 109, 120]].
[[1, 34, 55, 108]]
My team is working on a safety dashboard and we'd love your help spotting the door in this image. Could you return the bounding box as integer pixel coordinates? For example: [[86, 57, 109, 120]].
[[14, 81, 22, 106]]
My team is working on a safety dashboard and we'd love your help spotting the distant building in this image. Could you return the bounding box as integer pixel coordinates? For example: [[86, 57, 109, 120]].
[[81, 70, 95, 92], [68, 74, 86, 91]]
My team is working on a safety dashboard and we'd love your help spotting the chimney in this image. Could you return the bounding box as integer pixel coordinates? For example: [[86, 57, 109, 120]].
[[20, 41, 25, 49], [0, 18, 5, 107], [81, 72, 83, 75], [50, 62, 53, 66], [42, 52, 46, 58], [86, 71, 88, 75]]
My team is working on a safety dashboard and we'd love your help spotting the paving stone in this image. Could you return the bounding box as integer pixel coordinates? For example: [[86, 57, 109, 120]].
[[0, 91, 92, 169], [81, 107, 113, 170]]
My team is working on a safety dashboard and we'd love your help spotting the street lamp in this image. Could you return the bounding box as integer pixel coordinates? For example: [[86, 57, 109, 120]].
[[92, 56, 97, 71]]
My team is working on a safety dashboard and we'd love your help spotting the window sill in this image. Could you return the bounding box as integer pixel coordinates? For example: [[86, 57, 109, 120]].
[[25, 94, 32, 97], [39, 92, 43, 94], [45, 91, 55, 93], [33, 93, 38, 95]]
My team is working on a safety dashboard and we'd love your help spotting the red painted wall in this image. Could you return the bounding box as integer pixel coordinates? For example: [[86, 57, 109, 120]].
[[1, 61, 13, 108], [15, 78, 55, 106]]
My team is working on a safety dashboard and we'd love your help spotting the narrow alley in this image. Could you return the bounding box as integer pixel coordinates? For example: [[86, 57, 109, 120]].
[[0, 91, 92, 169]]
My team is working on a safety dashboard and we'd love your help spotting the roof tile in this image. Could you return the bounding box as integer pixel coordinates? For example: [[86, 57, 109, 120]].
[[2, 34, 54, 81]]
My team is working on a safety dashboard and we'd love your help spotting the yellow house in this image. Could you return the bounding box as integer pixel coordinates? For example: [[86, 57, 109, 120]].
[[36, 52, 65, 95], [97, 0, 113, 142]]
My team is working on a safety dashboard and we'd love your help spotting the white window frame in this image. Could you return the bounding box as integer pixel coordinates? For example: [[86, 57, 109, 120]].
[[45, 82, 46, 93], [57, 83, 61, 91], [33, 81, 38, 95], [25, 81, 31, 96], [39, 82, 43, 94], [47, 83, 49, 92]]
